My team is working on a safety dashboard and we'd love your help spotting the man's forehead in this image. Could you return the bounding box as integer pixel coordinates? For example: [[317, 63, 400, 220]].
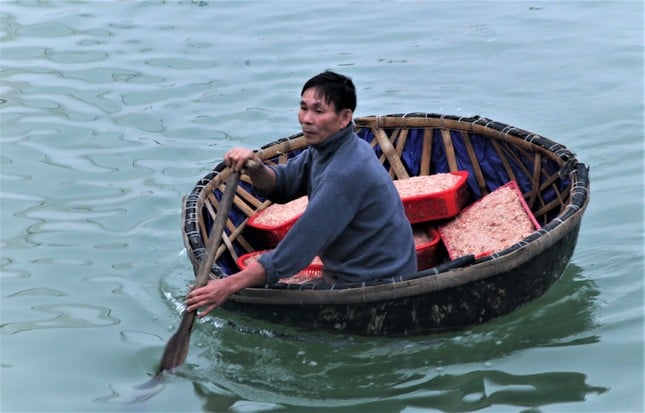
[[301, 87, 331, 105]]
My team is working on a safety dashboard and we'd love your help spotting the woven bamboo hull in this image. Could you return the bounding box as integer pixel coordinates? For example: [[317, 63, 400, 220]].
[[181, 113, 590, 336]]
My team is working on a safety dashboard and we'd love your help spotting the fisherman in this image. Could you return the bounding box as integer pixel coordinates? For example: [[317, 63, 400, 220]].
[[186, 70, 416, 317]]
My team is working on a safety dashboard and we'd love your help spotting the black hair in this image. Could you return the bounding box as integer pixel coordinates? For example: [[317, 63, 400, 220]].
[[301, 70, 356, 113]]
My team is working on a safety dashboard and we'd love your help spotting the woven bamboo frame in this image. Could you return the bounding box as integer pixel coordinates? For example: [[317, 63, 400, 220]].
[[182, 113, 589, 305]]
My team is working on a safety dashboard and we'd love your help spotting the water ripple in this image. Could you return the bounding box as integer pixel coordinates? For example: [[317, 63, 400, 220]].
[[0, 303, 120, 335]]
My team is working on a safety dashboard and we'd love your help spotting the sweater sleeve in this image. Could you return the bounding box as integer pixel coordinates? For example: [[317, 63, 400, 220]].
[[258, 177, 356, 284], [264, 150, 310, 203]]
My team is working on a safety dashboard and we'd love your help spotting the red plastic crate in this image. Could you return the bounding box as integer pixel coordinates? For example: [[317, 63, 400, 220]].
[[247, 197, 307, 247], [397, 171, 470, 224], [236, 250, 323, 283], [438, 180, 541, 260], [247, 214, 299, 247], [414, 226, 442, 270]]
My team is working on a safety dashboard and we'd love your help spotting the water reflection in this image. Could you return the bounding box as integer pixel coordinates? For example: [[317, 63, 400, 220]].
[[190, 370, 607, 412], [162, 263, 606, 410]]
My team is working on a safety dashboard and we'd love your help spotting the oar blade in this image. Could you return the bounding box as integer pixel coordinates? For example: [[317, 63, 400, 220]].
[[156, 311, 196, 374]]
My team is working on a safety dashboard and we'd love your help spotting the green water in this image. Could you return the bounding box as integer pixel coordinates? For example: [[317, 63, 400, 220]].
[[1, 1, 643, 412]]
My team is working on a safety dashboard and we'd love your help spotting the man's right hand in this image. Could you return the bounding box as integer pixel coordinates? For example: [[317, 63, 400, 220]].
[[223, 147, 276, 193], [224, 147, 260, 172]]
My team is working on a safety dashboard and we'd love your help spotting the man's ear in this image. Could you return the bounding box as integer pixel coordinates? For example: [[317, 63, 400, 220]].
[[340, 108, 353, 128]]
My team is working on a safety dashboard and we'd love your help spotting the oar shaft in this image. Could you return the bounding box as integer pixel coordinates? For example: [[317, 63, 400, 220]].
[[156, 170, 241, 375], [194, 172, 241, 288]]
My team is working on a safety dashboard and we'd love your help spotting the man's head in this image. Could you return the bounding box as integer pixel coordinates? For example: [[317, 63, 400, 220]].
[[299, 71, 356, 145], [301, 70, 357, 113]]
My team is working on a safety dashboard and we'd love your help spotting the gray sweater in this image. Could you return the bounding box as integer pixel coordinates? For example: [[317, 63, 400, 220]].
[[257, 124, 417, 284]]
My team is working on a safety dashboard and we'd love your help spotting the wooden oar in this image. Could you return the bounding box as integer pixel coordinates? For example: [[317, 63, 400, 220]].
[[156, 170, 241, 376]]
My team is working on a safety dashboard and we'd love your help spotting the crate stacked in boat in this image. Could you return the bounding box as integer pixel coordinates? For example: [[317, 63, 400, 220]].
[[244, 171, 542, 267], [246, 172, 471, 271], [247, 196, 308, 247], [393, 171, 470, 268], [237, 250, 323, 284], [438, 180, 541, 259], [392, 171, 470, 224]]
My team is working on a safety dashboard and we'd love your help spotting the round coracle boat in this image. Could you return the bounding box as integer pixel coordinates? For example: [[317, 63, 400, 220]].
[[181, 113, 590, 336]]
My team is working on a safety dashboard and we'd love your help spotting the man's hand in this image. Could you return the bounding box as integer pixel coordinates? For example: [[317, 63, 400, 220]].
[[224, 148, 260, 173], [184, 261, 268, 318], [186, 278, 234, 318], [223, 147, 276, 193]]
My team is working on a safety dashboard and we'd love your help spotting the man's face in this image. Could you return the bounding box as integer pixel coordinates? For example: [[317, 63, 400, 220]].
[[298, 87, 352, 145]]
